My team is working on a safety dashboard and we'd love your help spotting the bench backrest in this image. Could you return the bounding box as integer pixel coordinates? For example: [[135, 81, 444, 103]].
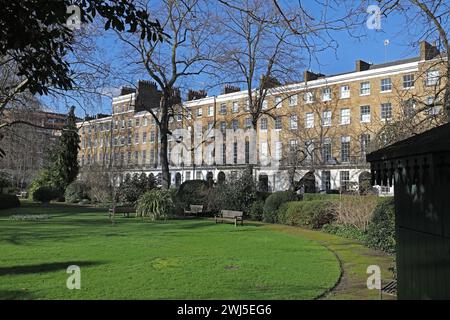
[[221, 210, 243, 218], [190, 205, 203, 212]]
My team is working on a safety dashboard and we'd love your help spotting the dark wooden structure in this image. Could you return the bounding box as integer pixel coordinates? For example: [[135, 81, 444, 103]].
[[215, 210, 244, 227], [367, 123, 450, 299]]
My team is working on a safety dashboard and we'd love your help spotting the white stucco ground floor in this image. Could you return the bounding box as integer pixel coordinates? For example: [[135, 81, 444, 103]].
[[120, 164, 394, 196]]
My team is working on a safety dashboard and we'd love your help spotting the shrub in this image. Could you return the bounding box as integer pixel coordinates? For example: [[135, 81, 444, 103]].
[[65, 181, 89, 203], [332, 195, 379, 231], [322, 223, 367, 243], [212, 170, 258, 215], [32, 186, 60, 203], [366, 197, 396, 253], [262, 191, 297, 223], [116, 173, 156, 204], [248, 200, 265, 221], [78, 164, 112, 203], [303, 193, 341, 201], [175, 180, 210, 210], [0, 194, 20, 210], [28, 169, 61, 200], [278, 200, 335, 229], [136, 189, 174, 220]]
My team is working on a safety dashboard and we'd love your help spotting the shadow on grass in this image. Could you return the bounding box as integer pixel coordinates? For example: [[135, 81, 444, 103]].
[[0, 261, 103, 276], [0, 290, 35, 300]]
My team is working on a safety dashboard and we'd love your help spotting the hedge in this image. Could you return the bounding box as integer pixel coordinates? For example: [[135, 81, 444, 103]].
[[365, 197, 396, 253], [302, 193, 342, 201], [32, 186, 60, 203], [277, 200, 335, 229], [262, 191, 297, 223], [0, 194, 20, 210], [322, 223, 367, 243]]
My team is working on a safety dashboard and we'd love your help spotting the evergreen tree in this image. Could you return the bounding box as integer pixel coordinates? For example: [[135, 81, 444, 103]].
[[53, 106, 80, 190]]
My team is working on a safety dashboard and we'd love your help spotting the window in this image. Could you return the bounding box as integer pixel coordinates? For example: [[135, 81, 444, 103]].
[[289, 95, 298, 107], [426, 70, 440, 86], [306, 112, 314, 128], [262, 99, 268, 110], [232, 119, 239, 130], [245, 140, 250, 164], [121, 119, 125, 129], [220, 121, 226, 133], [290, 115, 298, 130], [289, 139, 298, 152], [220, 103, 227, 115], [135, 118, 140, 127], [142, 150, 146, 164], [305, 141, 314, 163], [233, 142, 238, 164], [260, 118, 268, 130], [197, 107, 203, 117], [340, 171, 350, 191], [304, 92, 314, 103], [380, 78, 392, 92], [360, 105, 371, 123], [150, 150, 155, 164], [340, 85, 350, 99], [274, 116, 282, 130], [142, 132, 147, 144], [275, 141, 282, 160], [150, 131, 155, 143], [322, 110, 332, 126], [340, 108, 350, 125], [322, 138, 332, 163], [322, 171, 331, 191], [222, 143, 226, 164], [381, 103, 392, 120], [128, 119, 132, 128], [402, 100, 415, 118], [143, 117, 148, 126], [425, 96, 441, 116], [360, 82, 371, 95], [360, 134, 370, 158], [232, 102, 239, 113], [127, 133, 132, 145], [245, 99, 250, 111], [134, 151, 139, 163], [186, 110, 192, 119], [322, 88, 331, 101], [245, 117, 252, 128], [275, 97, 282, 108], [403, 74, 415, 88], [177, 113, 182, 121], [134, 133, 139, 144], [127, 151, 132, 163], [341, 136, 350, 162], [208, 105, 214, 117]]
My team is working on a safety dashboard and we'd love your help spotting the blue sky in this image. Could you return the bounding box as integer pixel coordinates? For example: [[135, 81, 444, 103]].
[[40, 2, 435, 118]]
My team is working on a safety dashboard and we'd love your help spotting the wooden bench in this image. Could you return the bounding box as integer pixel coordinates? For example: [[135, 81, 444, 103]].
[[108, 205, 135, 218], [184, 204, 203, 216], [215, 210, 244, 227]]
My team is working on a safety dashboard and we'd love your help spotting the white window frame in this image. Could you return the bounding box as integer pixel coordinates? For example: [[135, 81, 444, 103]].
[[360, 105, 371, 123], [290, 115, 298, 130], [340, 85, 350, 99], [322, 88, 331, 101], [289, 94, 298, 107], [305, 112, 314, 129], [360, 82, 371, 95], [340, 108, 350, 125], [322, 110, 332, 127], [380, 78, 392, 92]]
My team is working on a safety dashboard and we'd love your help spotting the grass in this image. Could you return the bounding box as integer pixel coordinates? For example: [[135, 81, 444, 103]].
[[268, 224, 395, 300], [0, 201, 341, 300]]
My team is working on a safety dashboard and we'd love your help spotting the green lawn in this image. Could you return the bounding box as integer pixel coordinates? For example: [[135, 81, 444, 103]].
[[0, 202, 341, 300]]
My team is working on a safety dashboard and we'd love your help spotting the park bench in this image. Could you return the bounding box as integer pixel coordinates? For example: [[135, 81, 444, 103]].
[[184, 204, 203, 216], [215, 210, 244, 227], [108, 205, 135, 218]]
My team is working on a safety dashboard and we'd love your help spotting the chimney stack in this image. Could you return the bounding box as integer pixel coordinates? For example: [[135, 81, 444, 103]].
[[303, 70, 325, 83], [355, 60, 372, 72], [120, 86, 136, 96], [187, 89, 207, 101], [420, 41, 440, 60], [223, 84, 240, 94]]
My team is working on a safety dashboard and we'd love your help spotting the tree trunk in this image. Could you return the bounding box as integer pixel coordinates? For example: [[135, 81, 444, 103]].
[[159, 97, 171, 189]]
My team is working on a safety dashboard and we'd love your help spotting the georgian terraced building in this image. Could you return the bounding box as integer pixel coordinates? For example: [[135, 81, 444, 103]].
[[77, 41, 447, 193]]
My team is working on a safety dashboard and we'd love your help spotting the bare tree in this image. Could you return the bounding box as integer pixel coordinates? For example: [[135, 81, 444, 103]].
[[114, 0, 214, 189]]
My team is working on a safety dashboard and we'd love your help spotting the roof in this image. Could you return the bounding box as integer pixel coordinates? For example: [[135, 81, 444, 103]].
[[367, 122, 450, 162]]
